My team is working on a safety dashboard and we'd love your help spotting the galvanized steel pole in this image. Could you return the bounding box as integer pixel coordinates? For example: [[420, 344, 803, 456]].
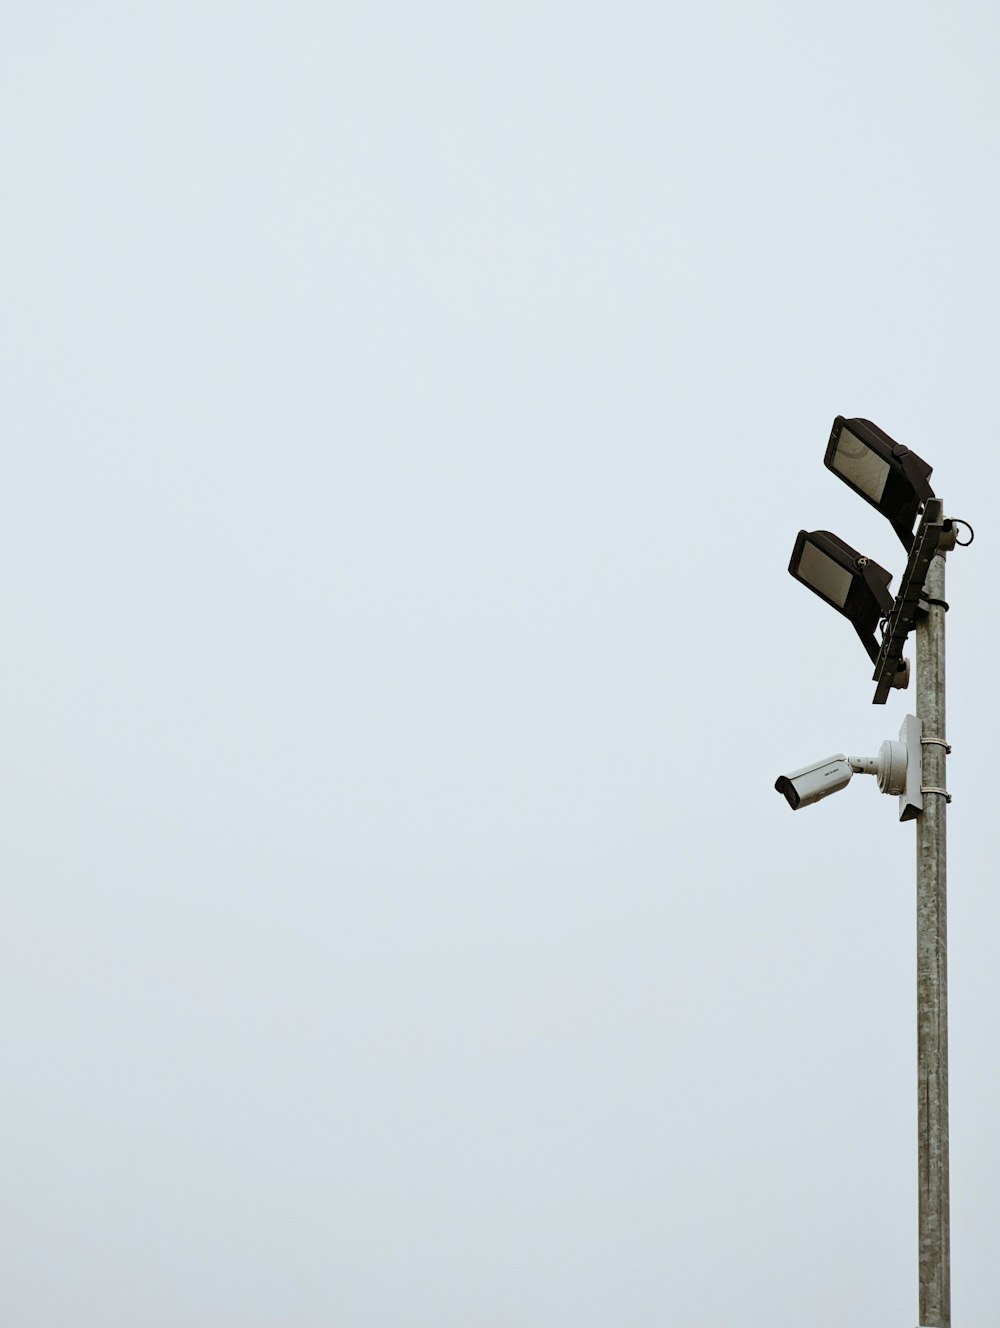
[[915, 550, 950, 1327]]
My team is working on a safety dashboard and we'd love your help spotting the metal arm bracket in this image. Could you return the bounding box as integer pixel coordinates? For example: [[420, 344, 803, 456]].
[[872, 499, 947, 704]]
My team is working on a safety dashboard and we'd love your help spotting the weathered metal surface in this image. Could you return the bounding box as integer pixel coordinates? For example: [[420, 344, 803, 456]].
[[915, 552, 950, 1327]]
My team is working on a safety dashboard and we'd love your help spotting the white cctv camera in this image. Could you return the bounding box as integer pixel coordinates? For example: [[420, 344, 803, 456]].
[[775, 715, 923, 821], [774, 754, 854, 810]]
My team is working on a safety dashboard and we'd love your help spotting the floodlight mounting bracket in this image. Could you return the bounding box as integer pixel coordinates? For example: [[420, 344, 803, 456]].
[[871, 499, 948, 705]]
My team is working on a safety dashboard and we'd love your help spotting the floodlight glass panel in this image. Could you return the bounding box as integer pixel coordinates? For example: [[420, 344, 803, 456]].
[[827, 425, 890, 503], [788, 529, 894, 665], [824, 416, 935, 549], [795, 540, 852, 609]]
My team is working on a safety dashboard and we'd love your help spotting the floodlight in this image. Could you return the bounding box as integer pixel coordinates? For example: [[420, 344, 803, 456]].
[[788, 529, 894, 664], [825, 416, 935, 549]]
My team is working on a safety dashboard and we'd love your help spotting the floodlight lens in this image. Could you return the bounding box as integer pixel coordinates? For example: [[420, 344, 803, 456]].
[[825, 416, 935, 550], [796, 540, 852, 608], [828, 425, 891, 503], [788, 529, 894, 667]]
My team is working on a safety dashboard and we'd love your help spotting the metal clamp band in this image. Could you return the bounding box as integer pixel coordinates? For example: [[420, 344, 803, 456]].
[[921, 785, 952, 803], [920, 736, 952, 753]]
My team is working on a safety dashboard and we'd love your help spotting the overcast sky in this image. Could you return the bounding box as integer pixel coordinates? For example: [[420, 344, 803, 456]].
[[3, 3, 1000, 1325]]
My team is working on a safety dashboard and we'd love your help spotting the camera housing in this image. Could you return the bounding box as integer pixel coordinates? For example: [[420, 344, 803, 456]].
[[775, 715, 923, 818], [774, 755, 853, 810]]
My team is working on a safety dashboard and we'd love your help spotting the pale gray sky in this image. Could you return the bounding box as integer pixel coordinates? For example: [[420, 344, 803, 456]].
[[3, 2, 1000, 1325]]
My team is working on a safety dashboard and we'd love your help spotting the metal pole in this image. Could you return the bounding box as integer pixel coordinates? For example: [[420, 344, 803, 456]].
[[915, 550, 950, 1327]]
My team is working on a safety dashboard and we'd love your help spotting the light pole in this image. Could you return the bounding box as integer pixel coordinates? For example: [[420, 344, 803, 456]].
[[915, 550, 950, 1326], [775, 418, 972, 1328]]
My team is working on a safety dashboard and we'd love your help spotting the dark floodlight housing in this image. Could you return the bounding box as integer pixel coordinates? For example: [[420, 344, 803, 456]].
[[825, 417, 935, 550], [788, 529, 894, 665]]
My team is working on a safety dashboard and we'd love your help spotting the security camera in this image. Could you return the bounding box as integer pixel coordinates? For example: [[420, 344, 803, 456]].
[[774, 755, 853, 810], [775, 715, 924, 820]]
